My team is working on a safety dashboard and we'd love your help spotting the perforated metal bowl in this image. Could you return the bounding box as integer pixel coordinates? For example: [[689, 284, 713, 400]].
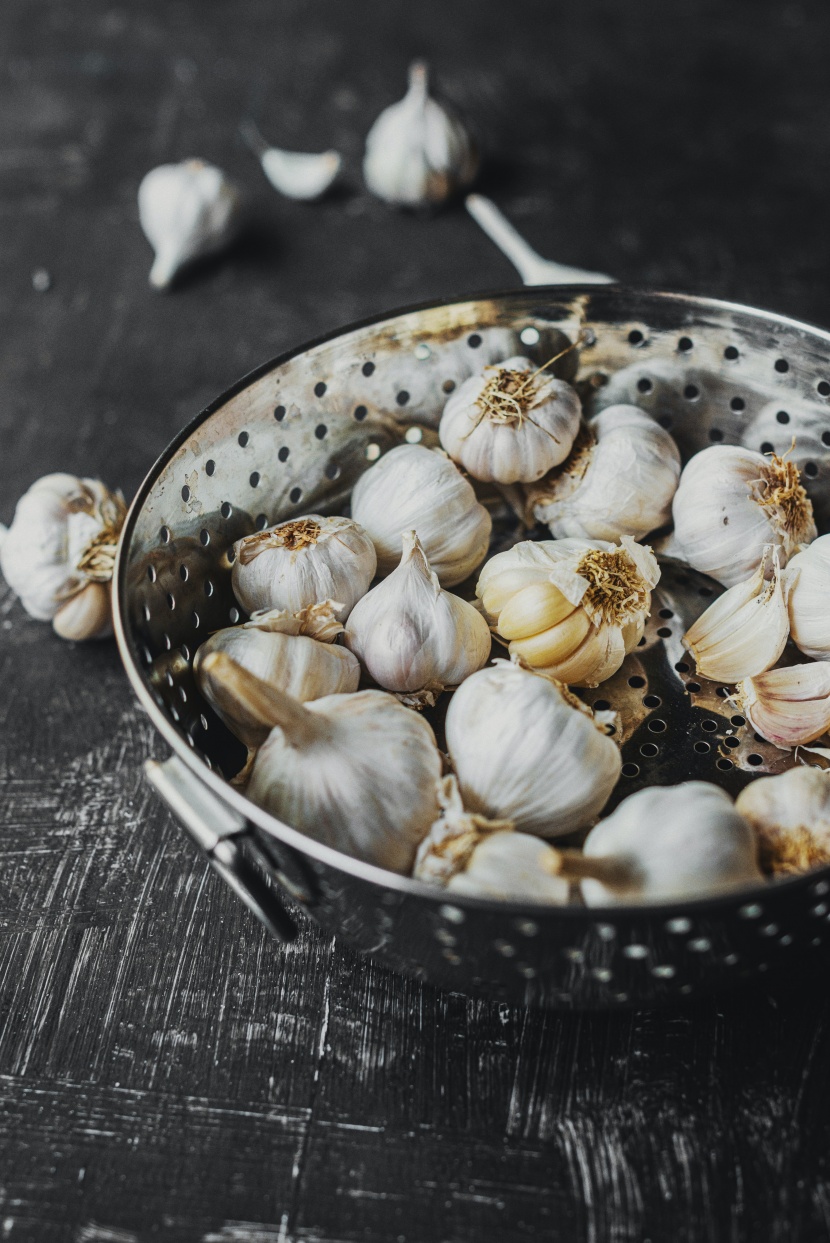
[[114, 286, 830, 1009]]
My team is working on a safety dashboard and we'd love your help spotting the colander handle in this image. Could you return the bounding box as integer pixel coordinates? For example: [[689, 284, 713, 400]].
[[145, 756, 297, 943], [465, 193, 615, 286]]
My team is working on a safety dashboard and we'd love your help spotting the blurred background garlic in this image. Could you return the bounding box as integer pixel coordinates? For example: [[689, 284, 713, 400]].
[[735, 662, 830, 748], [363, 61, 478, 207], [231, 515, 376, 619], [526, 405, 681, 541], [201, 652, 442, 873], [477, 535, 659, 687], [439, 355, 581, 484], [239, 120, 341, 200], [735, 767, 830, 876], [445, 660, 621, 837], [350, 444, 491, 585], [784, 534, 830, 660], [344, 531, 491, 702], [671, 445, 816, 587], [138, 159, 243, 290], [683, 545, 789, 683], [0, 472, 125, 641]]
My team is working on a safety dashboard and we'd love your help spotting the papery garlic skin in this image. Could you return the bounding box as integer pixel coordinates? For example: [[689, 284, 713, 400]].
[[683, 545, 790, 683], [735, 767, 830, 875], [477, 535, 659, 687], [231, 515, 376, 619], [784, 534, 830, 660], [527, 405, 681, 541], [439, 356, 581, 485], [581, 782, 762, 906], [363, 61, 478, 207], [344, 532, 491, 695], [736, 662, 830, 749], [445, 661, 621, 838], [671, 445, 816, 588], [0, 472, 125, 640], [350, 444, 491, 586], [138, 159, 243, 289]]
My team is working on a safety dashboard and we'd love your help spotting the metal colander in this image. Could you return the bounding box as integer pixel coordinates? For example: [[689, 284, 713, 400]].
[[113, 285, 830, 1009]]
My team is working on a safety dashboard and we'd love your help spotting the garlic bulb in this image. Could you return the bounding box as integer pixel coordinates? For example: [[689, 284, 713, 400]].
[[683, 545, 789, 683], [445, 660, 621, 837], [439, 356, 581, 485], [240, 120, 341, 200], [736, 662, 830, 749], [201, 652, 442, 873], [671, 445, 816, 588], [231, 515, 376, 619], [138, 159, 243, 290], [735, 767, 830, 876], [527, 405, 681, 541], [350, 444, 491, 586], [477, 535, 659, 687], [194, 602, 360, 750], [363, 61, 478, 207], [344, 532, 491, 701], [577, 782, 762, 906], [783, 534, 830, 660], [0, 472, 125, 640]]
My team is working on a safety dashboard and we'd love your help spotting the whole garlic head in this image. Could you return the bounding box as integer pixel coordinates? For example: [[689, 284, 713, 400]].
[[231, 515, 376, 619], [344, 531, 492, 702], [439, 356, 581, 484], [735, 767, 830, 876], [350, 443, 491, 586], [138, 159, 243, 290], [445, 660, 621, 838], [784, 534, 830, 660], [0, 472, 125, 640], [527, 405, 681, 541], [671, 445, 816, 588], [363, 61, 478, 207], [477, 535, 659, 687], [736, 662, 830, 749]]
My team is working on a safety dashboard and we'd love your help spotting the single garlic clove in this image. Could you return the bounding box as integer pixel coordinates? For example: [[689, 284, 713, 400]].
[[239, 120, 341, 200], [52, 580, 112, 641], [735, 767, 830, 876], [495, 579, 575, 640], [509, 606, 590, 667], [784, 534, 830, 660], [736, 662, 830, 749], [446, 833, 572, 903], [138, 159, 244, 290]]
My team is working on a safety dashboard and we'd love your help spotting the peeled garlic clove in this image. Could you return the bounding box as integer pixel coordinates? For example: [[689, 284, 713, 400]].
[[439, 355, 581, 485], [363, 61, 478, 207], [445, 660, 621, 838], [527, 405, 681, 541], [344, 531, 492, 696], [240, 120, 341, 200], [683, 545, 790, 683], [671, 444, 816, 588], [231, 515, 376, 619], [138, 159, 243, 290], [201, 652, 442, 873], [577, 782, 762, 906], [735, 767, 830, 875], [736, 662, 830, 749], [784, 533, 830, 660], [350, 444, 491, 586], [52, 580, 112, 641]]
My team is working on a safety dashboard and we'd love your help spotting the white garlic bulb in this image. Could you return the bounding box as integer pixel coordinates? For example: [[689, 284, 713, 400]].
[[439, 356, 581, 485], [477, 535, 659, 687], [240, 120, 341, 200], [445, 660, 621, 837], [344, 531, 491, 701], [231, 515, 376, 619], [194, 602, 360, 750], [783, 534, 830, 660], [735, 767, 830, 876], [671, 445, 816, 588], [363, 61, 478, 207], [578, 782, 762, 906], [138, 159, 243, 290], [202, 652, 442, 873], [0, 472, 125, 640], [350, 444, 491, 586], [736, 662, 830, 749], [683, 545, 790, 683], [527, 405, 681, 541]]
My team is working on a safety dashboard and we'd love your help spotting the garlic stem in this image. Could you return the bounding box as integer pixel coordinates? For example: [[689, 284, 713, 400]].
[[199, 651, 327, 748], [547, 847, 635, 890]]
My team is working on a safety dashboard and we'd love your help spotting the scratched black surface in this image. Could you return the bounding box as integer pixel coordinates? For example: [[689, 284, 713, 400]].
[[4, 1, 830, 1240]]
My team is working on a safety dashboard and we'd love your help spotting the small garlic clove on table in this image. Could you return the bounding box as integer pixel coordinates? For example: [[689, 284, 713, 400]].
[[736, 661, 830, 749], [138, 159, 244, 290], [240, 120, 341, 200], [735, 767, 830, 876]]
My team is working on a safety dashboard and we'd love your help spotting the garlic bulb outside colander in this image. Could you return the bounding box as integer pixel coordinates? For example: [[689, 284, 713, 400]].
[[784, 534, 830, 660], [476, 535, 659, 688], [350, 443, 491, 586], [526, 405, 681, 541], [200, 652, 442, 873], [735, 767, 830, 876], [138, 159, 243, 290], [231, 515, 376, 620], [444, 660, 621, 838], [735, 662, 830, 749], [671, 445, 816, 588], [439, 355, 581, 485]]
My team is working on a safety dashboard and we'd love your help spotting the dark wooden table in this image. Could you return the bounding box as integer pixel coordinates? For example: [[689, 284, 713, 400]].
[[4, 1, 830, 1239]]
